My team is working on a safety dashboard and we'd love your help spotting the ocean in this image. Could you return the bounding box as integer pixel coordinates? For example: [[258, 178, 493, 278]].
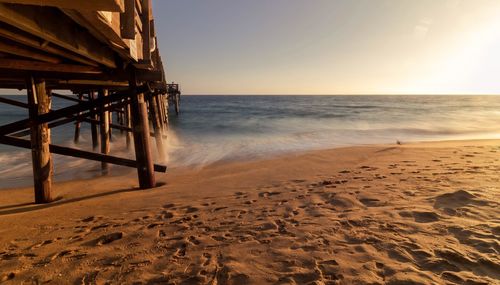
[[0, 95, 499, 188]]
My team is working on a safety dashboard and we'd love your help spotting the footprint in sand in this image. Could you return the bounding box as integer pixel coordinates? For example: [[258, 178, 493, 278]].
[[84, 232, 124, 246], [236, 210, 247, 219], [258, 191, 282, 198], [411, 211, 440, 223], [158, 229, 167, 238], [81, 216, 96, 223], [173, 243, 187, 258], [201, 252, 212, 267], [0, 252, 20, 261], [234, 192, 247, 200], [212, 206, 228, 212], [211, 235, 227, 242], [359, 197, 384, 207], [147, 222, 164, 229], [160, 211, 174, 219], [0, 272, 15, 282], [162, 203, 176, 209], [28, 239, 56, 250], [185, 206, 199, 213]]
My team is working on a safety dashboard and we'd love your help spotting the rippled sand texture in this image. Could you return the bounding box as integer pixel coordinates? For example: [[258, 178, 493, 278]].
[[0, 140, 498, 284]]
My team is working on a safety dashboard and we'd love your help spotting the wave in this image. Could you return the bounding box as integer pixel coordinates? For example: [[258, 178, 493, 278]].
[[1, 95, 499, 187]]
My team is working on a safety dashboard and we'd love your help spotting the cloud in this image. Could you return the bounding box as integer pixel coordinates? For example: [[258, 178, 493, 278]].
[[414, 18, 433, 40], [446, 0, 461, 9]]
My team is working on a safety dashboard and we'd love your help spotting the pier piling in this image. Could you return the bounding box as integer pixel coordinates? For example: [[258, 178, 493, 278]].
[[90, 92, 99, 151], [99, 89, 110, 173], [27, 77, 53, 204], [73, 93, 83, 143], [131, 89, 156, 189], [149, 93, 166, 161]]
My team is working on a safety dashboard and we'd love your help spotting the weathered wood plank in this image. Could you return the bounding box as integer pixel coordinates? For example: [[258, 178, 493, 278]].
[[0, 23, 99, 66], [0, 4, 117, 67], [0, 68, 162, 84], [140, 0, 151, 65], [0, 0, 124, 12], [57, 80, 129, 87], [120, 0, 135, 39], [0, 59, 102, 74], [0, 41, 61, 63], [62, 9, 131, 59]]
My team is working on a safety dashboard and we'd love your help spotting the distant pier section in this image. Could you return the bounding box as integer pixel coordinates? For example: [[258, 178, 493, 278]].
[[0, 0, 181, 203]]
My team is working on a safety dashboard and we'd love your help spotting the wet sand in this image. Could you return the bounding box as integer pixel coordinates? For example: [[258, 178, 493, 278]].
[[0, 140, 499, 284]]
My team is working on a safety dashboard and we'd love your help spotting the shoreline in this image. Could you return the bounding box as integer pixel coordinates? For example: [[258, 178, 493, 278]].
[[0, 139, 498, 284], [2, 137, 499, 191]]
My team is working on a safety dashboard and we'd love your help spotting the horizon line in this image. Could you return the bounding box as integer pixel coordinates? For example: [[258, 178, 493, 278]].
[[181, 93, 500, 96]]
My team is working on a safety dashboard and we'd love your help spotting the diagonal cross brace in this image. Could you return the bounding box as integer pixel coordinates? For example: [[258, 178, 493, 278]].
[[0, 85, 149, 136], [0, 135, 167, 173]]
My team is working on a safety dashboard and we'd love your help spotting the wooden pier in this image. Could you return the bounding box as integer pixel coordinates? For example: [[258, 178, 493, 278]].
[[0, 0, 181, 203]]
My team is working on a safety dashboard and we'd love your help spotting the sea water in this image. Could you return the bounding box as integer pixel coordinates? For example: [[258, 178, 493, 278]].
[[0, 95, 499, 188]]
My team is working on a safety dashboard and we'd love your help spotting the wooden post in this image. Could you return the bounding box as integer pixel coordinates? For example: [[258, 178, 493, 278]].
[[99, 89, 110, 173], [157, 93, 168, 131], [148, 93, 165, 161], [130, 76, 155, 188], [174, 92, 180, 116], [73, 93, 83, 143], [125, 103, 132, 149], [27, 77, 53, 204], [141, 0, 152, 65], [118, 105, 125, 135], [120, 0, 136, 39], [163, 93, 169, 130], [89, 91, 99, 150], [109, 111, 113, 142], [155, 93, 165, 131]]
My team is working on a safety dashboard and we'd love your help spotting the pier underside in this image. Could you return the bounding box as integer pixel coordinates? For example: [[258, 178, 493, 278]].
[[0, 1, 181, 203]]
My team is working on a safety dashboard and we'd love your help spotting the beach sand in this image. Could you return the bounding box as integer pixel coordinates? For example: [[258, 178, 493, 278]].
[[0, 140, 499, 284]]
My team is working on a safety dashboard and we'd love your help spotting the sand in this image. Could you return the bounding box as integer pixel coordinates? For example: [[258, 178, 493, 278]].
[[0, 140, 499, 284]]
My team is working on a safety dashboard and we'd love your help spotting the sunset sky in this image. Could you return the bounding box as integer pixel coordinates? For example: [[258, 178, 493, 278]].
[[153, 0, 500, 95]]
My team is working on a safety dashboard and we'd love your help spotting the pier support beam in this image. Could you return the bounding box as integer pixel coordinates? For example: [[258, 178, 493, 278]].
[[99, 89, 110, 173], [174, 92, 180, 116], [27, 77, 53, 204], [130, 80, 155, 188], [89, 91, 99, 151], [73, 93, 83, 143], [125, 104, 132, 149], [148, 93, 165, 161]]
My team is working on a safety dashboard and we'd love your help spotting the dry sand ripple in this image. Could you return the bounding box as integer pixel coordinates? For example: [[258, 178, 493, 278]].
[[0, 140, 499, 284]]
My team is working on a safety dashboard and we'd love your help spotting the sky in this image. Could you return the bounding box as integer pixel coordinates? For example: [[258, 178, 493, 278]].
[[152, 0, 500, 95]]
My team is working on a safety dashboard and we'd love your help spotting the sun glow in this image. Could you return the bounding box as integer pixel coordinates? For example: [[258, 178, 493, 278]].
[[152, 0, 500, 95], [403, 10, 500, 95]]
